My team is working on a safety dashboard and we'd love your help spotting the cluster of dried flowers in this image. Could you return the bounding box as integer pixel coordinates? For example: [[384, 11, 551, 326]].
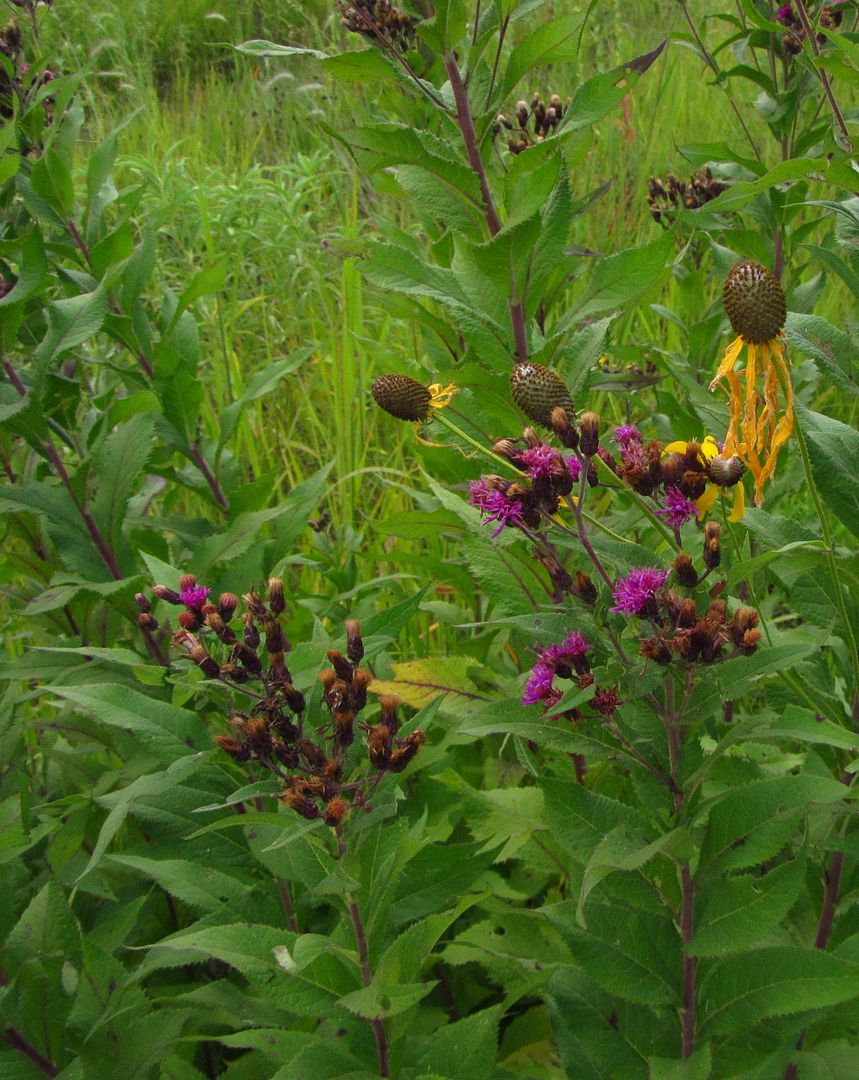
[[775, 2, 844, 55], [646, 167, 726, 224], [495, 91, 570, 154], [0, 19, 56, 122], [339, 0, 417, 52], [137, 576, 426, 827]]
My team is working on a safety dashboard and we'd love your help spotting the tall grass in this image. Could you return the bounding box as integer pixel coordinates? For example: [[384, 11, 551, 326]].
[[39, 0, 849, 550]]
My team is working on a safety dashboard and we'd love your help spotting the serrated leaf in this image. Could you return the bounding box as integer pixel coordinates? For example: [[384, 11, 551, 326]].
[[786, 313, 859, 397], [337, 979, 435, 1019], [132, 923, 289, 979], [34, 284, 110, 372], [413, 1006, 503, 1080], [542, 779, 647, 862], [0, 229, 48, 309], [369, 656, 492, 712], [800, 404, 859, 540], [577, 827, 683, 927], [103, 855, 253, 912], [91, 412, 155, 553], [701, 948, 859, 1035], [574, 234, 672, 319], [699, 775, 848, 875], [649, 1045, 712, 1079], [690, 856, 805, 957]]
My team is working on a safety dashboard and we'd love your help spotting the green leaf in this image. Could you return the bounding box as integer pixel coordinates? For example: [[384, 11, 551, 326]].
[[413, 1006, 503, 1080], [689, 856, 805, 957], [649, 1046, 712, 1080], [234, 39, 329, 59], [34, 284, 110, 372], [786, 313, 859, 397], [30, 149, 74, 217], [799, 404, 859, 541], [682, 157, 823, 218], [164, 262, 227, 338], [91, 412, 155, 554], [133, 923, 290, 979], [701, 948, 859, 1035], [577, 827, 684, 927], [574, 234, 673, 319], [542, 779, 647, 862], [51, 683, 209, 760], [698, 775, 848, 875], [0, 229, 48, 309], [370, 656, 492, 712], [499, 16, 585, 101], [103, 855, 253, 913], [337, 979, 436, 1019], [685, 638, 820, 718]]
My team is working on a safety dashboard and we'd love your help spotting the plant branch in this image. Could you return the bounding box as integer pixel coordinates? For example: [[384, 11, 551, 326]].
[[444, 54, 530, 363], [793, 0, 853, 153], [3, 1027, 59, 1077]]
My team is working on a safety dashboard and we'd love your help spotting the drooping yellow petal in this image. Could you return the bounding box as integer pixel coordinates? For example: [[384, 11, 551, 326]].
[[742, 342, 759, 453], [710, 335, 745, 390], [728, 481, 745, 523], [723, 368, 744, 459], [663, 440, 690, 455], [696, 483, 720, 516]]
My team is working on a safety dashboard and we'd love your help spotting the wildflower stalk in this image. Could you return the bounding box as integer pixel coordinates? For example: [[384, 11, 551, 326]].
[[570, 460, 613, 590], [443, 54, 530, 364], [591, 453, 678, 547], [664, 675, 696, 1059], [792, 0, 853, 153], [336, 828, 390, 1077]]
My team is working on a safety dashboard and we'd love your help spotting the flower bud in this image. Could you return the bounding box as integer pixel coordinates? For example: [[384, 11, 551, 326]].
[[280, 791, 319, 820], [345, 619, 364, 665], [672, 551, 698, 588], [218, 592, 239, 621], [573, 571, 597, 605], [550, 405, 579, 449], [134, 592, 151, 613], [268, 578, 286, 616], [214, 735, 251, 763], [326, 649, 353, 682], [703, 521, 721, 570], [579, 412, 600, 457], [153, 584, 181, 604], [138, 613, 158, 630], [324, 797, 349, 826]]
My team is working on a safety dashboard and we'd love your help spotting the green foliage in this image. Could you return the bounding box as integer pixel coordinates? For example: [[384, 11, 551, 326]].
[[2, 0, 859, 1078]]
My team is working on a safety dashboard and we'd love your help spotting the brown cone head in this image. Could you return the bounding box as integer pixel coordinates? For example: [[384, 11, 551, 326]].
[[510, 363, 574, 429], [371, 374, 432, 421], [722, 261, 786, 343], [707, 454, 746, 487]]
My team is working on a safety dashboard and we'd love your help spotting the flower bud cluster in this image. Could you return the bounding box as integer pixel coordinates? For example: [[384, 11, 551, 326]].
[[340, 0, 417, 52], [611, 530, 761, 666], [496, 91, 569, 154], [140, 577, 427, 828], [647, 167, 726, 224], [522, 631, 622, 718], [775, 2, 843, 56]]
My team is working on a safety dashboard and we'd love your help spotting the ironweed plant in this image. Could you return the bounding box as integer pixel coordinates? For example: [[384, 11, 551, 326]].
[[1, 2, 859, 1079]]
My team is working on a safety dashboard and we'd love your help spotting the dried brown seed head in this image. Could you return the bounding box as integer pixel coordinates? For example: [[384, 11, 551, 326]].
[[510, 363, 574, 429], [723, 261, 786, 343]]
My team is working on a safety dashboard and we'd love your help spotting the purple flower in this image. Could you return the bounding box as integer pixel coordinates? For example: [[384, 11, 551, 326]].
[[612, 424, 642, 446], [543, 631, 591, 665], [566, 456, 582, 482], [775, 3, 792, 23], [593, 687, 622, 716], [610, 567, 669, 616], [656, 486, 698, 529], [522, 661, 557, 704], [519, 444, 562, 480], [468, 478, 525, 538], [179, 584, 210, 609]]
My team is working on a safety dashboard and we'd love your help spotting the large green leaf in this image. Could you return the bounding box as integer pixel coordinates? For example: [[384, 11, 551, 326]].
[[573, 234, 673, 320], [800, 404, 859, 540], [701, 948, 859, 1035]]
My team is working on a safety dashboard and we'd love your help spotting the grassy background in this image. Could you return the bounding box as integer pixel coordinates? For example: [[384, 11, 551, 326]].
[[35, 0, 844, 551]]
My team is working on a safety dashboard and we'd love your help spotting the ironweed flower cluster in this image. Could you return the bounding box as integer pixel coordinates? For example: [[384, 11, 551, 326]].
[[138, 576, 426, 828], [775, 2, 844, 55], [496, 91, 569, 154], [522, 630, 622, 718], [646, 167, 726, 224], [339, 0, 418, 52]]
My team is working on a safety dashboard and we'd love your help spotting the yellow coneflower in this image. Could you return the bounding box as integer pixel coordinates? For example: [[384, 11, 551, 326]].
[[709, 261, 793, 506], [662, 434, 746, 523], [370, 373, 458, 446]]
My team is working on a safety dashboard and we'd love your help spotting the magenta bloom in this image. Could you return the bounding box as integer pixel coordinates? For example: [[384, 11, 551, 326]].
[[775, 2, 792, 23], [468, 479, 525, 538], [544, 631, 591, 665], [593, 687, 622, 716], [522, 661, 557, 704], [519, 444, 562, 480], [612, 424, 642, 446], [566, 456, 582, 482], [179, 584, 210, 609], [522, 630, 592, 706], [610, 567, 669, 616], [656, 486, 698, 528]]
